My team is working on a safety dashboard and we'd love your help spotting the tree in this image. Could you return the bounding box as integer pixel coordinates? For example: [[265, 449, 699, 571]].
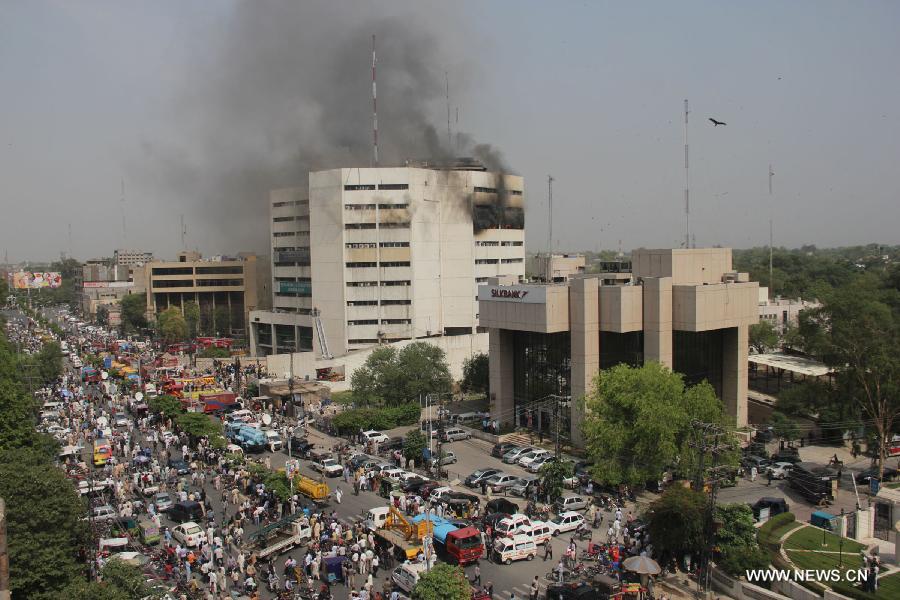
[[350, 343, 452, 406], [34, 340, 63, 383], [404, 429, 427, 464], [769, 411, 800, 445], [411, 563, 471, 600], [183, 301, 200, 338], [748, 321, 778, 354], [119, 293, 147, 333], [540, 458, 574, 502], [198, 346, 231, 359], [461, 352, 489, 394], [213, 306, 231, 336], [157, 306, 188, 343], [176, 412, 225, 447], [95, 305, 109, 326], [646, 486, 706, 567], [56, 559, 164, 600], [799, 286, 900, 479], [149, 394, 184, 420], [0, 448, 88, 598], [714, 504, 769, 576], [350, 346, 399, 406], [582, 362, 733, 486]]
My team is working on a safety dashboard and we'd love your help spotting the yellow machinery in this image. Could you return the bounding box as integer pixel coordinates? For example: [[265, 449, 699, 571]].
[[376, 506, 433, 560]]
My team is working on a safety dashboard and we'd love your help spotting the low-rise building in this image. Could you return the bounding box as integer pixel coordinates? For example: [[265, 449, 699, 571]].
[[757, 287, 819, 332], [526, 253, 586, 282]]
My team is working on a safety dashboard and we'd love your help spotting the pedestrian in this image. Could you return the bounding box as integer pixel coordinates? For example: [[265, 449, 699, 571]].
[[530, 575, 540, 600], [750, 466, 757, 482], [543, 539, 553, 561], [473, 563, 481, 586]]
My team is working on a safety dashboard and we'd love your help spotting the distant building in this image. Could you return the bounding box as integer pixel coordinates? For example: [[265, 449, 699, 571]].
[[250, 164, 526, 357], [114, 249, 153, 266], [479, 248, 759, 445], [142, 252, 263, 337], [757, 287, 819, 332], [527, 253, 586, 282]]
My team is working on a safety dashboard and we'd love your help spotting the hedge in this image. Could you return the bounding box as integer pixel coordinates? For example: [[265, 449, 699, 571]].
[[331, 402, 420, 434]]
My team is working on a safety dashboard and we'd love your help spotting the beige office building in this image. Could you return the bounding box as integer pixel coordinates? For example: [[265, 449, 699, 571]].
[[250, 164, 525, 357], [479, 248, 759, 446], [143, 252, 263, 336]]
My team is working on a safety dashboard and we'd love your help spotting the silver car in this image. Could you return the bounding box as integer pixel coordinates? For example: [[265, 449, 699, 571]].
[[508, 475, 540, 497], [502, 446, 534, 464], [485, 473, 521, 493], [554, 494, 589, 513]]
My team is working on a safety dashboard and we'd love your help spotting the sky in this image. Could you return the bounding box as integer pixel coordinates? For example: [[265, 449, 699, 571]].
[[1, 0, 899, 263]]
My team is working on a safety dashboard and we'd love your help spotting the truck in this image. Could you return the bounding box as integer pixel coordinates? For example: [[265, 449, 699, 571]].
[[229, 423, 266, 453], [429, 518, 484, 565], [82, 367, 101, 384], [244, 514, 311, 559], [197, 391, 238, 413], [295, 475, 330, 505], [373, 506, 433, 561]]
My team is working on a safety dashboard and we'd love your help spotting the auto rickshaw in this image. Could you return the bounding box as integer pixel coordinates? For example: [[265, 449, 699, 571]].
[[109, 516, 139, 538], [322, 555, 348, 583], [445, 498, 474, 519], [379, 478, 402, 499], [138, 518, 161, 545]]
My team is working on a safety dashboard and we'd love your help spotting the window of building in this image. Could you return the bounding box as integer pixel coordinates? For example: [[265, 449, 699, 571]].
[[346, 242, 377, 249], [599, 331, 644, 370], [380, 299, 411, 305], [151, 267, 193, 276], [501, 241, 524, 246], [344, 223, 377, 230], [273, 216, 296, 222], [348, 339, 379, 344], [152, 279, 192, 288], [273, 247, 296, 252], [272, 199, 307, 207], [348, 319, 378, 326], [475, 241, 500, 247], [501, 258, 524, 264], [475, 258, 499, 265], [346, 262, 377, 268], [474, 186, 498, 194], [347, 281, 376, 287], [273, 232, 296, 237], [380, 261, 410, 268], [347, 300, 378, 306], [345, 203, 377, 210], [380, 222, 410, 229], [382, 319, 412, 325], [196, 279, 243, 287], [381, 280, 411, 286], [475, 277, 489, 283], [673, 330, 724, 399], [344, 184, 376, 191], [379, 241, 409, 248], [195, 266, 244, 274], [377, 203, 409, 209], [378, 183, 409, 190], [512, 330, 571, 434], [509, 189, 523, 196]]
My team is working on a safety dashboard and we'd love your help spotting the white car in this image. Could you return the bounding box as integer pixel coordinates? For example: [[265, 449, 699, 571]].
[[547, 511, 585, 535], [361, 430, 390, 444], [312, 457, 344, 478], [382, 468, 405, 482], [518, 449, 551, 469], [172, 522, 204, 547], [767, 462, 794, 479], [91, 505, 118, 521]]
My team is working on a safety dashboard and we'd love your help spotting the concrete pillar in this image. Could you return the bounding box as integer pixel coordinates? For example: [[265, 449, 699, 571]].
[[642, 277, 672, 368], [722, 326, 749, 426], [489, 328, 515, 431], [569, 277, 599, 448]]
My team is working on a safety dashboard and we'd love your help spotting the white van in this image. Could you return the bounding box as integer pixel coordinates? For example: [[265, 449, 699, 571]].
[[495, 514, 533, 537], [492, 534, 537, 565], [442, 428, 470, 442], [391, 562, 427, 593], [528, 521, 553, 546], [263, 429, 282, 452]]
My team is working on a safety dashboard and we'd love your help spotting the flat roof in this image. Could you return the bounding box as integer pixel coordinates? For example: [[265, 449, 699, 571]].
[[749, 353, 833, 377]]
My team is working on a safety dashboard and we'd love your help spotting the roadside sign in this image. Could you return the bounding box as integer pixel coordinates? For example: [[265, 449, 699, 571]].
[[870, 478, 880, 495]]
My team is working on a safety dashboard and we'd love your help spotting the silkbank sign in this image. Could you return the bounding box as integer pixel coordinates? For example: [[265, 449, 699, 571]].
[[477, 285, 547, 304]]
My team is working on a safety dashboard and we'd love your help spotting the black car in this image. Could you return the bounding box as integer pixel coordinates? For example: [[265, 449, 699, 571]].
[[167, 500, 203, 523], [286, 439, 315, 458], [771, 449, 802, 465], [446, 491, 480, 506], [348, 453, 375, 470], [401, 477, 434, 494], [168, 459, 191, 476], [381, 437, 404, 452], [481, 512, 511, 532], [464, 468, 501, 488], [485, 498, 519, 515], [491, 443, 519, 458], [751, 497, 789, 520], [855, 467, 899, 485]]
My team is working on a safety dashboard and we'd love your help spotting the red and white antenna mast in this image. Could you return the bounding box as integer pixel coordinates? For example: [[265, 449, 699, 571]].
[[372, 34, 378, 166]]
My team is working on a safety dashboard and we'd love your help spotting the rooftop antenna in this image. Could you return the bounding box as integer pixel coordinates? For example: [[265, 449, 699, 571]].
[[547, 175, 554, 255], [120, 177, 127, 242], [180, 214, 186, 250], [68, 222, 73, 259], [445, 71, 452, 153], [455, 107, 460, 155], [683, 99, 691, 249], [371, 34, 378, 167], [769, 164, 775, 295]]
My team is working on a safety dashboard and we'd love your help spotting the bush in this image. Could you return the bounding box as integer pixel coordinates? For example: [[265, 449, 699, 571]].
[[330, 402, 420, 435]]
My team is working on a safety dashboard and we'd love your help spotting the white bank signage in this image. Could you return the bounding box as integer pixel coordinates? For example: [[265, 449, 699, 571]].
[[477, 285, 547, 304]]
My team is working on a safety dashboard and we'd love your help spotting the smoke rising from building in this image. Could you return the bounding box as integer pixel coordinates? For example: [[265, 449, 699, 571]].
[[131, 1, 515, 252]]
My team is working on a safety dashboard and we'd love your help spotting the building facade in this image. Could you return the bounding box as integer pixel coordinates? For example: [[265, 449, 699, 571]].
[[114, 249, 154, 266], [526, 253, 587, 282], [757, 287, 819, 332], [479, 248, 759, 446], [143, 252, 262, 337], [250, 165, 526, 357]]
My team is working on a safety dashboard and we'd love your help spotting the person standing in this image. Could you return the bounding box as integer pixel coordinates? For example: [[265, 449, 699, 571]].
[[543, 539, 553, 561], [473, 563, 481, 586], [530, 575, 540, 600]]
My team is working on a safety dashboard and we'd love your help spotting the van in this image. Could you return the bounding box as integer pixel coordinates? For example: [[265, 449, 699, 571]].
[[93, 441, 112, 467], [495, 514, 533, 537], [492, 534, 537, 565], [262, 429, 282, 451], [442, 428, 470, 442], [168, 501, 204, 524], [528, 521, 553, 546], [391, 562, 427, 593]]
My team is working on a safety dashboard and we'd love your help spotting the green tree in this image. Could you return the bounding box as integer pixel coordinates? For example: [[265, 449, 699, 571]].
[[404, 428, 427, 464], [157, 306, 188, 343], [95, 305, 109, 326], [411, 563, 471, 600], [799, 286, 900, 479], [350, 343, 452, 406], [749, 321, 779, 353], [460, 352, 489, 394], [350, 346, 400, 406], [119, 293, 147, 333], [646, 485, 706, 566], [0, 448, 88, 598], [714, 504, 770, 576], [183, 301, 200, 338], [540, 458, 575, 502], [175, 412, 225, 447], [56, 559, 164, 600], [213, 306, 231, 336], [198, 346, 231, 359], [770, 411, 800, 445], [582, 362, 734, 486], [149, 394, 185, 420], [34, 340, 63, 383]]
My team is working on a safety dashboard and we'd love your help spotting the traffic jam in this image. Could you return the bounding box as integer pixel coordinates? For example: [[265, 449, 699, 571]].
[[18, 307, 657, 600]]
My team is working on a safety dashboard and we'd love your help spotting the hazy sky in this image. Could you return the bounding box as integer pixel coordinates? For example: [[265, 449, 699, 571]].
[[2, 0, 899, 263]]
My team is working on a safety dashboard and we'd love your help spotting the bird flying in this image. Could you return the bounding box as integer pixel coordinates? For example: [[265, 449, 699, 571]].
[[709, 118, 726, 126]]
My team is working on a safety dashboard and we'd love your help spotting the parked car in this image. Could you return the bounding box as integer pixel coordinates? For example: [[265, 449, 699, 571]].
[[855, 466, 900, 485], [91, 505, 118, 522], [485, 498, 519, 515], [508, 475, 540, 497], [554, 494, 589, 513], [348, 453, 376, 470], [312, 457, 344, 478], [547, 511, 586, 535], [766, 462, 795, 479], [502, 447, 534, 464], [401, 477, 434, 494], [492, 443, 519, 459], [464, 468, 502, 488], [153, 492, 174, 512], [526, 454, 554, 473], [518, 449, 552, 469], [741, 455, 770, 472], [286, 439, 315, 458], [485, 473, 521, 493], [361, 430, 390, 444], [172, 522, 204, 547], [751, 497, 790, 520], [441, 428, 470, 442], [431, 451, 458, 466]]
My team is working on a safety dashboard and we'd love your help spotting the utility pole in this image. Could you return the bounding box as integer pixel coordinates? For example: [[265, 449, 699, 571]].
[[0, 498, 9, 600], [547, 175, 554, 255], [554, 396, 562, 460], [768, 165, 775, 295], [435, 394, 446, 480]]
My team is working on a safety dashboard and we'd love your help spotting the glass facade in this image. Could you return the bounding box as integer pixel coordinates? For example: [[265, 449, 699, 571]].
[[673, 329, 724, 398], [599, 331, 644, 369], [512, 331, 571, 436]]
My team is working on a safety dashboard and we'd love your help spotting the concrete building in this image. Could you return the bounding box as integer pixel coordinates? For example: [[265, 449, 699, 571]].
[[143, 252, 263, 337], [527, 253, 586, 282], [757, 287, 819, 332], [479, 248, 759, 446], [114, 249, 153, 266], [250, 164, 526, 357]]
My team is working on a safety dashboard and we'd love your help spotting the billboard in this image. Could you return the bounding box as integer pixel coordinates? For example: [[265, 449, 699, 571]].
[[13, 272, 63, 289]]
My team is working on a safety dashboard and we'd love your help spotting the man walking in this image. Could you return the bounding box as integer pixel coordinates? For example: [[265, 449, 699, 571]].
[[530, 575, 540, 600], [543, 539, 553, 561]]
